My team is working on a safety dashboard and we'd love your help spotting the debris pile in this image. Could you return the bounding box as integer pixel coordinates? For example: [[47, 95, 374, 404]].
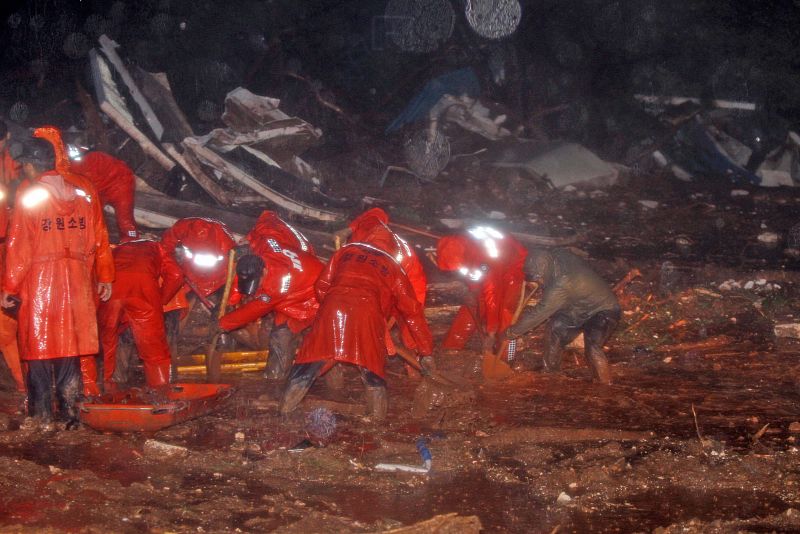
[[87, 35, 348, 238]]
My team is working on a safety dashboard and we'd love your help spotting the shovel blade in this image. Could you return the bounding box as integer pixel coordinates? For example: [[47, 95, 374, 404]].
[[482, 352, 514, 381]]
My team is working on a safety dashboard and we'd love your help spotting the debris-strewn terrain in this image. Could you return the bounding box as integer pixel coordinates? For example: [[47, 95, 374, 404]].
[[1, 172, 800, 534]]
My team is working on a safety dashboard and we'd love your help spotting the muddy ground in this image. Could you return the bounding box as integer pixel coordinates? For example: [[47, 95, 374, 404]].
[[1, 171, 800, 533]]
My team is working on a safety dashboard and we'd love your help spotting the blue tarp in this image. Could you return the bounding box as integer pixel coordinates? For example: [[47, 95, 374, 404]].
[[385, 67, 481, 134], [673, 121, 761, 185]]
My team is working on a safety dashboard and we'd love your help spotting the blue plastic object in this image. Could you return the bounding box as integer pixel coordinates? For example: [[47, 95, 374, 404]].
[[416, 437, 433, 470], [386, 68, 481, 134]]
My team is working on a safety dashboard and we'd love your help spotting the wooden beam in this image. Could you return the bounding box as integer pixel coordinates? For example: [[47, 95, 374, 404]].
[[183, 138, 343, 222]]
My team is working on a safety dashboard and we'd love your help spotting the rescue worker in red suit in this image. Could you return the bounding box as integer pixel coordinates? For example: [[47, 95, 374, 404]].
[[71, 150, 138, 241], [280, 241, 433, 421], [160, 217, 236, 305], [218, 211, 323, 380], [436, 226, 527, 352], [339, 208, 429, 377], [0, 179, 24, 392], [1, 137, 114, 425], [98, 239, 182, 390], [0, 122, 21, 187], [0, 122, 24, 392]]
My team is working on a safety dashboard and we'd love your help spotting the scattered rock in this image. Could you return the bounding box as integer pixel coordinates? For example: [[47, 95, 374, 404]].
[[774, 323, 800, 339], [757, 231, 780, 246], [488, 211, 506, 220], [638, 200, 659, 209], [730, 189, 749, 197], [789, 422, 800, 433], [557, 492, 572, 505], [143, 439, 189, 459]]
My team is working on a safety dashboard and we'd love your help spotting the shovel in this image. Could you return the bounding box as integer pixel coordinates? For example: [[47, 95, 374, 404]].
[[482, 282, 537, 381], [206, 250, 236, 383], [394, 343, 468, 388]]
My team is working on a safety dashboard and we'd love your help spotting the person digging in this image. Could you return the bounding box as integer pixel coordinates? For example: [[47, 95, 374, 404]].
[[279, 240, 433, 421], [504, 248, 620, 384]]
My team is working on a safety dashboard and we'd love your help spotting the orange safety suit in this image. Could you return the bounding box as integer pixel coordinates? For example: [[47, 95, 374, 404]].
[[0, 145, 21, 185], [347, 208, 428, 353], [2, 170, 114, 379], [221, 216, 322, 333], [98, 240, 180, 388], [295, 243, 433, 379], [0, 181, 23, 391], [247, 210, 316, 258], [437, 227, 527, 349], [160, 217, 236, 303], [71, 151, 138, 240]]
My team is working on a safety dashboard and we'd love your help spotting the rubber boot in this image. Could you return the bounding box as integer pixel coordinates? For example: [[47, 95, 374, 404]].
[[54, 357, 81, 425], [365, 385, 388, 422], [79, 355, 101, 397], [324, 363, 345, 390], [582, 310, 619, 385], [144, 361, 171, 387], [264, 324, 295, 381], [279, 362, 323, 415], [587, 348, 612, 385], [543, 315, 580, 373], [26, 360, 54, 421]]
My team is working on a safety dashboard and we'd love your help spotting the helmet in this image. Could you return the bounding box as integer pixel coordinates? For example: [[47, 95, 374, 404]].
[[236, 254, 266, 295]]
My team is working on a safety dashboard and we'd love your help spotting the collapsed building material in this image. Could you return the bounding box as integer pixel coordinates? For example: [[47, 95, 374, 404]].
[[429, 94, 513, 141], [98, 35, 164, 141], [756, 131, 800, 187], [89, 49, 175, 171], [386, 68, 481, 133], [162, 142, 232, 205], [133, 191, 256, 238], [487, 140, 619, 188], [634, 94, 757, 112], [219, 87, 322, 184], [132, 68, 195, 144], [183, 137, 344, 222]]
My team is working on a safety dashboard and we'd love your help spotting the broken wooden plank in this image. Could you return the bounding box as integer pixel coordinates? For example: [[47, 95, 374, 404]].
[[162, 142, 232, 206], [376, 514, 482, 534], [89, 49, 175, 171], [74, 78, 110, 152], [183, 137, 343, 222], [133, 68, 194, 143], [98, 34, 164, 140], [134, 191, 255, 238]]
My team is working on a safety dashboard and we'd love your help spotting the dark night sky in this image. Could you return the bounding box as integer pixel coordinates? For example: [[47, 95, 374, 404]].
[[1, 0, 800, 143]]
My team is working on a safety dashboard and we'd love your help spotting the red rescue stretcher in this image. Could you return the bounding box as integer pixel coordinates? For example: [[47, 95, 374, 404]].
[[78, 383, 233, 432]]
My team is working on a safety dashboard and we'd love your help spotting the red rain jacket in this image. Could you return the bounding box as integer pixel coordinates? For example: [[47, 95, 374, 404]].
[[221, 213, 323, 333], [247, 210, 315, 258], [98, 240, 176, 386], [348, 208, 427, 304], [3, 170, 114, 360], [71, 151, 138, 239], [437, 228, 526, 348], [295, 243, 433, 378], [0, 146, 20, 185], [160, 218, 235, 302]]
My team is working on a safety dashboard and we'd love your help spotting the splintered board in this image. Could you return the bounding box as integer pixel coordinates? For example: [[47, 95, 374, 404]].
[[184, 139, 347, 222], [89, 48, 175, 171]]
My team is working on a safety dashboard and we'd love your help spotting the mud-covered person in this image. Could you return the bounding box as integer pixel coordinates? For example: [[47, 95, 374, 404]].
[[1, 135, 114, 428], [505, 248, 620, 384]]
